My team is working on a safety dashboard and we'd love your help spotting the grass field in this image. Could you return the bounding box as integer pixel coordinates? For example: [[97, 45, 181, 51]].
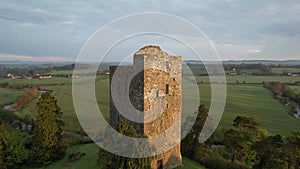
[[237, 68, 261, 73], [0, 88, 23, 105], [178, 157, 206, 169], [24, 143, 206, 169], [14, 77, 110, 131], [12, 76, 300, 135], [184, 65, 263, 75], [291, 85, 300, 94], [271, 68, 300, 74], [1, 77, 72, 85], [197, 84, 300, 135], [3, 74, 300, 169], [195, 75, 300, 84], [49, 66, 109, 75]]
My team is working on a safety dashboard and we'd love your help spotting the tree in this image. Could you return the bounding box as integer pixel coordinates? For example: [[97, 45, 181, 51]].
[[98, 120, 153, 169], [181, 104, 210, 158], [285, 131, 300, 169], [223, 116, 265, 165], [14, 86, 38, 110], [0, 123, 29, 169], [30, 92, 66, 166], [253, 135, 287, 169], [233, 116, 259, 135]]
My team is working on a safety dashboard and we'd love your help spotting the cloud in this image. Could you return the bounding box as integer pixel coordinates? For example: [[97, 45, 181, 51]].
[[0, 0, 299, 60], [246, 49, 261, 54], [0, 54, 74, 62]]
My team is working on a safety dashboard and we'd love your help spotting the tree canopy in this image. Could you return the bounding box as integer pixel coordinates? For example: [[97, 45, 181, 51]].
[[30, 92, 66, 166]]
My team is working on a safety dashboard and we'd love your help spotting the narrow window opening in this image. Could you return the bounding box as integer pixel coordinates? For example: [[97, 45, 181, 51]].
[[166, 84, 169, 94], [157, 159, 163, 169], [166, 60, 170, 70]]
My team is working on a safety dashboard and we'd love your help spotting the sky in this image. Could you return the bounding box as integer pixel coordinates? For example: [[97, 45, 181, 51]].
[[0, 0, 299, 62]]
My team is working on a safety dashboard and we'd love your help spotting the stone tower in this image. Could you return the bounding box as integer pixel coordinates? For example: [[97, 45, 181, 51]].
[[109, 45, 182, 169]]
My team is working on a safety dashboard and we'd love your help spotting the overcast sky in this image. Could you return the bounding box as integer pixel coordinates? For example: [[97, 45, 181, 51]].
[[0, 0, 299, 62]]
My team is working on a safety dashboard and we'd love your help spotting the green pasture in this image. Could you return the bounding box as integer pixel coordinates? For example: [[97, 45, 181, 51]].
[[183, 65, 262, 75], [195, 75, 300, 84], [271, 68, 300, 74], [11, 76, 300, 135], [14, 77, 110, 131], [197, 84, 300, 135], [4, 74, 300, 169], [290, 85, 300, 94], [0, 88, 23, 105], [25, 143, 206, 169], [178, 157, 206, 169], [50, 66, 109, 75], [1, 77, 72, 85], [238, 68, 261, 73]]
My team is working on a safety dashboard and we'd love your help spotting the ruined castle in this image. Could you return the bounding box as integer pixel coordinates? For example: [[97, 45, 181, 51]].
[[109, 45, 182, 169]]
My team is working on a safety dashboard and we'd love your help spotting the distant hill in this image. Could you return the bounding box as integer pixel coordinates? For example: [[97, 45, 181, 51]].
[[184, 60, 300, 65], [2, 59, 300, 66], [0, 60, 132, 66], [0, 60, 74, 65]]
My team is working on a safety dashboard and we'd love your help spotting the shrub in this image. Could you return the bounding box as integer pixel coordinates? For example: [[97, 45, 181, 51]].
[[0, 82, 9, 88], [0, 124, 29, 169], [201, 156, 249, 169]]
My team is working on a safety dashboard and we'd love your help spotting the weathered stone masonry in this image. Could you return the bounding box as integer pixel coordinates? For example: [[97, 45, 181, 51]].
[[109, 45, 182, 169]]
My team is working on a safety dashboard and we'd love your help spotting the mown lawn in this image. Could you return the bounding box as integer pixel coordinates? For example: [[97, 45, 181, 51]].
[[177, 157, 206, 169], [24, 144, 99, 169], [24, 143, 206, 169]]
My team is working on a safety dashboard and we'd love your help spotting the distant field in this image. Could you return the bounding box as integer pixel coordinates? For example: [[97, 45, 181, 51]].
[[290, 86, 300, 94], [197, 84, 300, 135], [50, 66, 109, 75], [238, 68, 261, 73], [184, 66, 262, 75], [188, 66, 300, 76], [195, 75, 300, 84], [14, 77, 110, 131], [0, 88, 23, 105], [24, 143, 206, 169], [5, 73, 300, 169], [271, 68, 300, 74], [1, 77, 72, 85], [12, 76, 300, 135]]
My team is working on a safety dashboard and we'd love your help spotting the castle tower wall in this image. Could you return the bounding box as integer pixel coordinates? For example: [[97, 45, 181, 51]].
[[110, 46, 182, 169]]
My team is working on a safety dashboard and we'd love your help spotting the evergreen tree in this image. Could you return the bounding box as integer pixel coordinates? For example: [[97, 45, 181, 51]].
[[181, 104, 209, 157], [98, 120, 153, 169], [0, 123, 29, 169], [223, 116, 266, 165], [285, 131, 300, 169], [253, 135, 286, 169], [31, 92, 66, 166]]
